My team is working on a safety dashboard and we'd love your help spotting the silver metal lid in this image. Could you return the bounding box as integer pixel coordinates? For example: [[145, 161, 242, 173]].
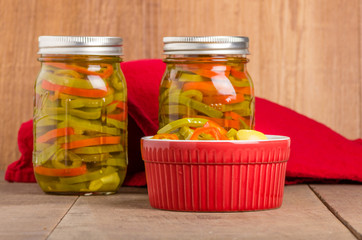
[[163, 36, 249, 55], [38, 36, 123, 55]]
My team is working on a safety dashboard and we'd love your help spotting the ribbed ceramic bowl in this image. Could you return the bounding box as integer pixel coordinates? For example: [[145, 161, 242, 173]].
[[141, 135, 290, 212]]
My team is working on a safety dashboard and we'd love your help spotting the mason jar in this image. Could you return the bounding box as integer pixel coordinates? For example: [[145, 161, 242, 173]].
[[33, 36, 127, 194], [159, 36, 255, 137]]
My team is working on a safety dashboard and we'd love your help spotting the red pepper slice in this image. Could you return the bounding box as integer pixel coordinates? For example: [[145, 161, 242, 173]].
[[230, 68, 247, 79], [62, 136, 121, 149], [45, 63, 114, 79], [34, 164, 87, 177], [183, 81, 250, 96], [203, 120, 228, 136], [190, 127, 227, 140], [42, 80, 108, 98], [181, 64, 231, 78], [184, 115, 240, 130], [224, 111, 250, 126], [107, 113, 126, 121], [152, 134, 179, 140], [37, 127, 75, 143], [106, 101, 127, 121], [202, 94, 244, 105], [182, 81, 226, 95]]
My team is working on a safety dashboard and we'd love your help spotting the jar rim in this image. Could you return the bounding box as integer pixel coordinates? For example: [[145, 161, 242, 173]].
[[38, 36, 123, 56], [163, 36, 249, 55]]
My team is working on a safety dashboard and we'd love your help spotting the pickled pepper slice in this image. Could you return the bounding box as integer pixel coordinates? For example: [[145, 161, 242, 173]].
[[157, 118, 208, 134], [152, 134, 179, 140], [183, 115, 240, 130], [62, 136, 121, 149], [202, 94, 244, 105], [34, 164, 87, 177], [179, 126, 194, 140], [168, 94, 223, 118], [106, 101, 127, 121], [229, 75, 250, 87], [51, 150, 82, 169], [89, 172, 120, 192], [180, 64, 231, 78], [180, 89, 203, 102], [230, 68, 247, 79], [42, 72, 100, 89], [44, 107, 102, 120], [203, 120, 228, 136], [60, 91, 114, 108], [224, 111, 250, 129], [45, 62, 113, 79], [42, 80, 108, 98], [72, 144, 124, 154], [59, 166, 117, 185], [34, 143, 59, 165], [160, 105, 194, 116], [55, 115, 120, 135], [178, 73, 205, 82], [37, 127, 75, 143], [190, 127, 227, 140]]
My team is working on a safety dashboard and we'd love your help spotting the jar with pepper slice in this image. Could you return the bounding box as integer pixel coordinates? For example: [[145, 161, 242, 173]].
[[159, 36, 255, 132], [34, 36, 127, 194]]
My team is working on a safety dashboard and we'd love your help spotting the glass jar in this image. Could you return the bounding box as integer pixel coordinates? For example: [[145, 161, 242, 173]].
[[33, 36, 127, 194], [159, 36, 255, 137]]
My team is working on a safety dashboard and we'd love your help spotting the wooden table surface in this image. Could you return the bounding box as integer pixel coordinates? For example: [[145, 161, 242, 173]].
[[0, 171, 361, 240]]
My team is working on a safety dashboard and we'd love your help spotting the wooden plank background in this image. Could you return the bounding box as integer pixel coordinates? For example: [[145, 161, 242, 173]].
[[0, 0, 360, 170]]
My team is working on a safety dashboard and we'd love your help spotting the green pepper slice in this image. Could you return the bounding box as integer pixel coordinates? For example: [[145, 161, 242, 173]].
[[79, 153, 111, 162], [220, 100, 251, 115], [51, 149, 82, 169], [54, 115, 120, 135], [113, 92, 126, 101], [34, 142, 51, 152], [102, 156, 127, 168], [157, 118, 208, 134], [178, 73, 205, 82], [106, 118, 126, 130], [44, 107, 101, 120], [228, 75, 250, 87], [33, 143, 59, 165], [226, 128, 238, 140], [180, 89, 203, 102], [42, 72, 104, 89], [89, 172, 121, 192], [60, 166, 117, 185], [110, 73, 124, 91], [160, 105, 191, 116], [71, 144, 124, 154], [35, 117, 58, 127], [168, 94, 223, 118], [60, 92, 114, 108], [179, 126, 194, 140], [38, 180, 88, 192]]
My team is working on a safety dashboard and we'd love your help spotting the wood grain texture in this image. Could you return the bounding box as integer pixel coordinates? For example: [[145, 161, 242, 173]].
[[0, 172, 360, 240], [0, 175, 78, 240], [0, 0, 360, 169], [47, 185, 356, 240], [310, 184, 362, 238]]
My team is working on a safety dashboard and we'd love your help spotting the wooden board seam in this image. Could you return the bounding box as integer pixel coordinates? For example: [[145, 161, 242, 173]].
[[309, 185, 362, 240], [46, 196, 80, 240]]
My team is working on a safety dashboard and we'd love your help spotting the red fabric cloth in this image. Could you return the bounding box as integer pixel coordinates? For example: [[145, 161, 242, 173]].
[[121, 59, 166, 185], [5, 120, 36, 182], [255, 98, 362, 183], [5, 59, 362, 185]]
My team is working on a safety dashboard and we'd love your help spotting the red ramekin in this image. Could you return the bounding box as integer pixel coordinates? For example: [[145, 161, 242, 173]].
[[141, 135, 290, 211]]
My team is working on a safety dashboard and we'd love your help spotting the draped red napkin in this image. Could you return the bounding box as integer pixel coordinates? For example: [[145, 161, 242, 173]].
[[5, 59, 362, 185]]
